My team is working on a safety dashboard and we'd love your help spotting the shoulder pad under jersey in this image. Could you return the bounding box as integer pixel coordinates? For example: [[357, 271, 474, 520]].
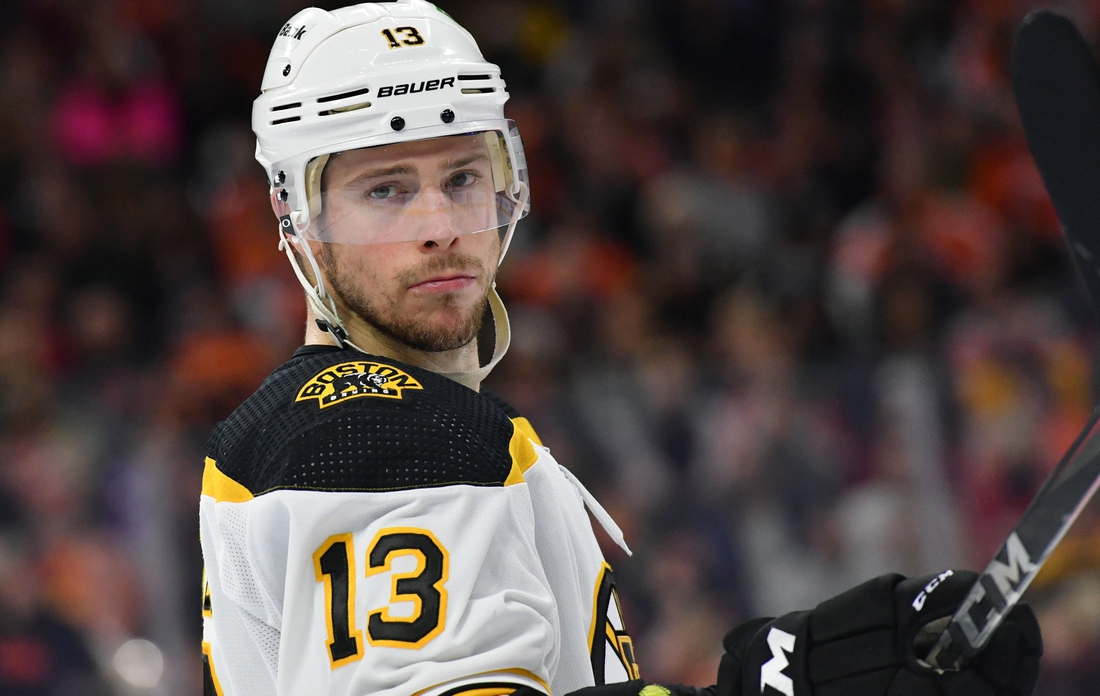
[[205, 347, 523, 496]]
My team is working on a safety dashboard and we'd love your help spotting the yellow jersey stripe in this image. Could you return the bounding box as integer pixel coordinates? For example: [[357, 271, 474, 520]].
[[510, 417, 543, 446], [201, 457, 254, 503], [498, 668, 550, 693], [412, 669, 550, 696], [504, 422, 540, 486]]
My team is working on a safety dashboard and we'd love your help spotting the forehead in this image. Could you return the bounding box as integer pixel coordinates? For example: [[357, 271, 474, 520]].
[[327, 134, 489, 179]]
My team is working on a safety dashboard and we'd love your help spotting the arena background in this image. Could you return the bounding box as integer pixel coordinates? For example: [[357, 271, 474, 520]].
[[1, 0, 1099, 693]]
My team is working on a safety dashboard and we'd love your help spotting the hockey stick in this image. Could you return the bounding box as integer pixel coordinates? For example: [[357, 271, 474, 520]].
[[925, 9, 1100, 672]]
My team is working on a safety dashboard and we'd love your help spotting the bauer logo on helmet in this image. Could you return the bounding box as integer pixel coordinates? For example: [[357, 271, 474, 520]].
[[377, 77, 455, 98]]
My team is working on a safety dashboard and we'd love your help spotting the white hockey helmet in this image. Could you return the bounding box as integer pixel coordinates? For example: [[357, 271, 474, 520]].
[[253, 0, 527, 381]]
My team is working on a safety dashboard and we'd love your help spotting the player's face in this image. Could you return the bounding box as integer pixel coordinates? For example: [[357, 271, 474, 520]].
[[317, 135, 502, 353]]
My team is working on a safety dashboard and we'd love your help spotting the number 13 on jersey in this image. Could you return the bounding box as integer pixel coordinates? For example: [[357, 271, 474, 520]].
[[313, 528, 449, 668]]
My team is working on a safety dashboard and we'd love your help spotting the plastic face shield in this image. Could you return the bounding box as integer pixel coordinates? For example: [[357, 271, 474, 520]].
[[303, 123, 528, 246]]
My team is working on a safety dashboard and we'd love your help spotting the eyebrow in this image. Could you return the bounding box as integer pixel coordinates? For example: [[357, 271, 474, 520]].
[[440, 153, 490, 171], [343, 153, 490, 188], [344, 164, 415, 187]]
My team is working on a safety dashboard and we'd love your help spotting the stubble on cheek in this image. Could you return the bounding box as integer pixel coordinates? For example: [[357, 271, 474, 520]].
[[321, 244, 493, 353]]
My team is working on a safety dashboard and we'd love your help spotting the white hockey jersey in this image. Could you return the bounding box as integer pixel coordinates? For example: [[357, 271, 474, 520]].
[[199, 345, 639, 696]]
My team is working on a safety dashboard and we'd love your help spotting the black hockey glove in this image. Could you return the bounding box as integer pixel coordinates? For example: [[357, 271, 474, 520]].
[[715, 571, 1042, 696], [523, 572, 1040, 696]]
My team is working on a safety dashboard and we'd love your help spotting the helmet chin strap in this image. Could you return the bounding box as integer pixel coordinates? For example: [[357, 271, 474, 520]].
[[277, 180, 526, 389], [437, 284, 510, 391], [278, 231, 361, 351]]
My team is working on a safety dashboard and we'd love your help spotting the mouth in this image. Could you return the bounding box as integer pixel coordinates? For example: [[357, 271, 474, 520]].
[[408, 273, 478, 293]]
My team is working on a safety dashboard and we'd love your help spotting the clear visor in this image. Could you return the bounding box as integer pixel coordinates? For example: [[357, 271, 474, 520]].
[[303, 123, 528, 245]]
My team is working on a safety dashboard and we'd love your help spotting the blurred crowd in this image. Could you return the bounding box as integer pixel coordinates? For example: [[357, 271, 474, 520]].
[[0, 0, 1099, 693]]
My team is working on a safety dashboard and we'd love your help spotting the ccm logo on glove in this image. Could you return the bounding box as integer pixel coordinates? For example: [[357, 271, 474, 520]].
[[714, 571, 1041, 696], [761, 628, 796, 696], [911, 569, 954, 611]]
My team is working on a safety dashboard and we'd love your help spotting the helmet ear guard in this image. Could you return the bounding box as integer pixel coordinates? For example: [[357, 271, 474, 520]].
[[271, 149, 344, 345], [304, 154, 330, 224], [272, 181, 350, 347], [485, 131, 509, 193]]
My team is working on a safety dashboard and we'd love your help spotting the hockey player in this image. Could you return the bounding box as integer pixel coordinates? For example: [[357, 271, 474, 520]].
[[199, 2, 1042, 695]]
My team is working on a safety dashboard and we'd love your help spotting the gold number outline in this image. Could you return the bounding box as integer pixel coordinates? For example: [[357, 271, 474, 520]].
[[313, 534, 365, 668], [589, 562, 641, 682], [381, 26, 426, 49], [202, 567, 213, 618], [365, 527, 449, 649], [396, 27, 425, 45], [202, 641, 226, 696]]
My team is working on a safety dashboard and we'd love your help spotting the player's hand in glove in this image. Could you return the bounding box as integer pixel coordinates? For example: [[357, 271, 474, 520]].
[[715, 570, 1042, 696], [526, 570, 1041, 696]]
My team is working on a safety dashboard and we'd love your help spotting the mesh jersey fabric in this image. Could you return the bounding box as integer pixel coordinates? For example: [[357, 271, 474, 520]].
[[200, 345, 638, 696], [207, 345, 515, 495]]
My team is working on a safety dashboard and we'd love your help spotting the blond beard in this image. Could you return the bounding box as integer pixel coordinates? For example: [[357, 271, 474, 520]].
[[322, 244, 492, 353]]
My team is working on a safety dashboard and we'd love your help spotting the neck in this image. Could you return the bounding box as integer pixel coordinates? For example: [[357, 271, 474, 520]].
[[303, 304, 483, 390]]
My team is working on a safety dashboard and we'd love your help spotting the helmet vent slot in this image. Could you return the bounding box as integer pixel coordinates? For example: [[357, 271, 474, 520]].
[[461, 87, 495, 94], [317, 87, 371, 103], [457, 74, 493, 81], [319, 101, 372, 116], [271, 116, 301, 125], [270, 102, 301, 112]]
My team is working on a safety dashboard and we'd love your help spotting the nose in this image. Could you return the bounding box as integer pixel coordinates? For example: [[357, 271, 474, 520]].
[[420, 234, 459, 251], [411, 186, 461, 250]]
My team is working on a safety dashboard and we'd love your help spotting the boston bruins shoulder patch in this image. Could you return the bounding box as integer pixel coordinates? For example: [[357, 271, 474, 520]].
[[296, 361, 424, 409]]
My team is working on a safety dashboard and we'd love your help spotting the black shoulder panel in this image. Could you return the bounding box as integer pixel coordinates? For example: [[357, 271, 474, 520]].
[[479, 387, 521, 419], [206, 348, 515, 495]]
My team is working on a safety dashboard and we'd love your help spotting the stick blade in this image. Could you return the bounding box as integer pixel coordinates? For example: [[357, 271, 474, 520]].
[[1013, 10, 1100, 312]]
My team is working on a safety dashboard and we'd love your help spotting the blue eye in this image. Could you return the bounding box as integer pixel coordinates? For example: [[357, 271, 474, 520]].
[[449, 172, 477, 188], [369, 184, 401, 200]]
